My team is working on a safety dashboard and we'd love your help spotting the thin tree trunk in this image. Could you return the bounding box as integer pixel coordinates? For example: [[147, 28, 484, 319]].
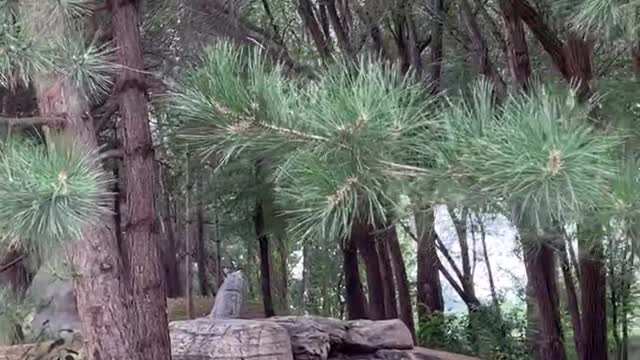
[[478, 216, 499, 311], [255, 186, 275, 317], [297, 0, 333, 60], [158, 163, 181, 298], [376, 235, 397, 319], [386, 225, 416, 343], [415, 208, 445, 320], [185, 153, 194, 319], [111, 1, 171, 357], [342, 233, 369, 320], [559, 238, 583, 360], [196, 177, 209, 296], [353, 220, 386, 320], [521, 236, 567, 360], [301, 241, 310, 310], [428, 0, 445, 94], [215, 205, 223, 288]]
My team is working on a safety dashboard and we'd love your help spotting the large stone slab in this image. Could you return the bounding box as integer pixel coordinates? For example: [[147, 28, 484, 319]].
[[269, 316, 348, 360], [170, 318, 294, 360], [344, 320, 413, 352]]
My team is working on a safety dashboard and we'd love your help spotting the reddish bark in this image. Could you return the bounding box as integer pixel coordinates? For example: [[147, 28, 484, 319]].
[[522, 239, 567, 360], [376, 236, 397, 319], [111, 0, 172, 358], [352, 220, 386, 320], [342, 233, 369, 320]]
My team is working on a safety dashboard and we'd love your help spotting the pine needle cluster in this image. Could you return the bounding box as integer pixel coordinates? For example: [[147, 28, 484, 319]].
[[174, 42, 624, 242]]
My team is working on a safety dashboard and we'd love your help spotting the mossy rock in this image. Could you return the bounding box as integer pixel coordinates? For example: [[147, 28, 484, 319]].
[[167, 296, 266, 321]]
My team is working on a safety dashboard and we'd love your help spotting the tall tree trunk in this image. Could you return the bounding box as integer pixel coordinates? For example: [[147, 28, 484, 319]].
[[158, 162, 181, 298], [386, 225, 416, 343], [521, 238, 567, 360], [255, 198, 275, 317], [577, 223, 607, 360], [184, 153, 194, 319], [21, 3, 141, 357], [342, 230, 369, 320], [111, 1, 171, 357], [196, 177, 209, 296], [36, 76, 141, 360], [376, 235, 397, 319], [428, 0, 445, 94], [478, 217, 499, 311], [526, 279, 542, 360], [415, 208, 444, 320], [559, 238, 583, 360], [353, 220, 386, 320]]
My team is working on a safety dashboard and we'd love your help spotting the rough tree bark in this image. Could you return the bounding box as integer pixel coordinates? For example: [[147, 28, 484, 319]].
[[353, 220, 386, 320], [386, 225, 416, 342], [111, 0, 172, 357], [21, 2, 141, 358], [342, 233, 369, 320], [376, 235, 398, 319], [158, 161, 181, 297], [521, 237, 567, 360], [196, 177, 210, 296], [415, 208, 444, 320], [428, 0, 445, 94]]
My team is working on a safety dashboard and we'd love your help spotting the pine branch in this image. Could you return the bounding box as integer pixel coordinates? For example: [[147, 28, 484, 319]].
[[0, 115, 65, 128], [0, 255, 24, 274]]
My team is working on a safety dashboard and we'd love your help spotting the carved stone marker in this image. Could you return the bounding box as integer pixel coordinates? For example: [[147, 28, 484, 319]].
[[170, 319, 293, 360], [209, 270, 246, 319]]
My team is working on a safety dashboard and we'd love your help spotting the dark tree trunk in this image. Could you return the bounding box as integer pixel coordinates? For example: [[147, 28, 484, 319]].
[[297, 0, 333, 60], [415, 208, 444, 320], [386, 226, 416, 343], [196, 178, 210, 296], [342, 231, 369, 320], [498, 0, 532, 90], [111, 1, 172, 358], [158, 162, 181, 298], [0, 251, 31, 292], [526, 279, 542, 360], [521, 238, 567, 360], [353, 220, 386, 320], [184, 155, 194, 319], [459, 0, 506, 98], [255, 198, 275, 317], [376, 235, 397, 319], [578, 224, 607, 360], [428, 0, 445, 94], [560, 238, 583, 360]]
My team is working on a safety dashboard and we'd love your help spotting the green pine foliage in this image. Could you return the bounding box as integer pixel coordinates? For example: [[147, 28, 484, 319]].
[[0, 136, 112, 253]]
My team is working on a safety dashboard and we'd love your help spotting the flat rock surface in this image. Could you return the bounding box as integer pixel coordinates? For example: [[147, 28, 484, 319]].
[[344, 320, 414, 351], [170, 318, 294, 360]]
